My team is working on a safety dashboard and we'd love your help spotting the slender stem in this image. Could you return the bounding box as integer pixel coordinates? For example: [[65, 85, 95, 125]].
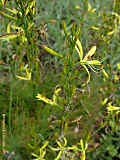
[[2, 114, 6, 154], [9, 72, 13, 135]]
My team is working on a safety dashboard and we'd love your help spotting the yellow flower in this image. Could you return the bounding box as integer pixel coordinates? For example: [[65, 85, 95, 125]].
[[16, 65, 31, 80], [75, 39, 101, 84], [36, 87, 61, 106], [117, 63, 120, 70]]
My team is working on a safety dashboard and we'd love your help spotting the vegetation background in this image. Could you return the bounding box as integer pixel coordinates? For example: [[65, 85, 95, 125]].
[[0, 0, 120, 159]]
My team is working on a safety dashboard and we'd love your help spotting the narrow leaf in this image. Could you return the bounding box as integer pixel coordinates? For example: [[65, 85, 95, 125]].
[[41, 45, 63, 58], [0, 11, 17, 20], [62, 21, 68, 37], [25, 0, 36, 16], [5, 8, 17, 15]]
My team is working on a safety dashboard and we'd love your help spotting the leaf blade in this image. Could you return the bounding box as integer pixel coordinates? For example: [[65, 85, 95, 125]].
[[0, 11, 17, 20], [41, 45, 63, 58]]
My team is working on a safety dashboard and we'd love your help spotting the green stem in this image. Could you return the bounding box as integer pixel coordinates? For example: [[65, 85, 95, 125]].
[[9, 74, 13, 135]]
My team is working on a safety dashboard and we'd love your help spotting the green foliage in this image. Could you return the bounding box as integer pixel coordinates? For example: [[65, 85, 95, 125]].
[[87, 130, 120, 160]]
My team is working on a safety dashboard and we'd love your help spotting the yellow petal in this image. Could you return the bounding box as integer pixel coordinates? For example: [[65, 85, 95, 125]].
[[101, 98, 108, 105], [7, 22, 12, 33], [84, 46, 96, 61], [16, 72, 31, 80], [87, 60, 101, 65], [76, 39, 83, 61], [88, 3, 92, 11], [75, 5, 80, 9], [91, 8, 96, 13], [36, 94, 57, 105], [117, 63, 120, 70], [114, 74, 119, 81], [0, 34, 18, 41], [107, 30, 115, 36], [53, 87, 61, 102], [1, 0, 8, 6], [107, 105, 120, 111], [41, 141, 49, 150], [91, 26, 100, 31]]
